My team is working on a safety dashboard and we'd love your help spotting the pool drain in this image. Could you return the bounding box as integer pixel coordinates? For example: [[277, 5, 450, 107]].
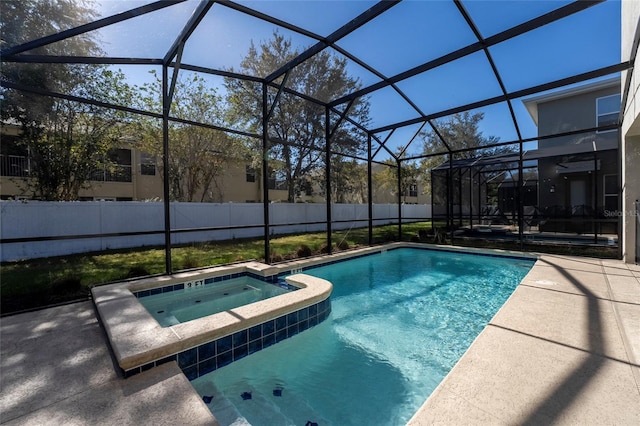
[[202, 395, 213, 404], [241, 391, 252, 400]]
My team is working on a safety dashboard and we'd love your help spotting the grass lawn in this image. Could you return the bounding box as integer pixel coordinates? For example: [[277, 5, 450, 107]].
[[1, 222, 434, 314]]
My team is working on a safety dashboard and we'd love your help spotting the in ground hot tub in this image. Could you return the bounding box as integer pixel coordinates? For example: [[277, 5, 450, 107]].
[[92, 261, 332, 378], [136, 276, 296, 327]]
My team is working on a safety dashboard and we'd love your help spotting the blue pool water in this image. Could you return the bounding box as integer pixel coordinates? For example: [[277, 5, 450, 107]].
[[191, 248, 534, 425], [138, 277, 291, 327]]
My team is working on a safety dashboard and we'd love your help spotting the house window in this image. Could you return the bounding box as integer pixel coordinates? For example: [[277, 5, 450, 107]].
[[246, 166, 256, 183], [267, 168, 286, 190], [596, 94, 620, 133], [90, 148, 132, 182], [603, 174, 618, 212], [0, 138, 30, 177], [409, 183, 418, 197], [140, 152, 156, 176]]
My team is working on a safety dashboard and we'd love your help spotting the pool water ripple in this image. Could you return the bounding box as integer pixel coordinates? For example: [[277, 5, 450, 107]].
[[192, 248, 534, 426]]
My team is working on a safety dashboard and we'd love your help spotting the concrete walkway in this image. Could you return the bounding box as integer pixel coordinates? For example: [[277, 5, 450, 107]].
[[0, 302, 217, 425], [1, 254, 638, 425]]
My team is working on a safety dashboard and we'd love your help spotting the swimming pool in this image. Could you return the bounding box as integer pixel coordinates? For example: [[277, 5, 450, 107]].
[[137, 276, 293, 327], [190, 248, 534, 425]]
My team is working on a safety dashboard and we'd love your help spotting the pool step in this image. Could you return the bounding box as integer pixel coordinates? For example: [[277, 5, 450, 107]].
[[222, 384, 294, 426], [266, 385, 330, 426], [193, 376, 328, 425], [191, 381, 250, 425]]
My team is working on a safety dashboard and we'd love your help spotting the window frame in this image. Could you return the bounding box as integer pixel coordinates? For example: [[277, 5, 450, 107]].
[[246, 165, 256, 183], [140, 152, 157, 176], [409, 183, 418, 197], [595, 94, 620, 134], [602, 174, 618, 213]]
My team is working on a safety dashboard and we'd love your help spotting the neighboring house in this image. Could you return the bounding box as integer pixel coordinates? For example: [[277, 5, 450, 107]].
[[523, 76, 620, 234], [371, 163, 428, 205], [0, 123, 289, 203]]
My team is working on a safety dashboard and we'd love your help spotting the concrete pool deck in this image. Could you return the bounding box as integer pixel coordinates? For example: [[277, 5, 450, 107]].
[[410, 253, 640, 425], [1, 251, 639, 425]]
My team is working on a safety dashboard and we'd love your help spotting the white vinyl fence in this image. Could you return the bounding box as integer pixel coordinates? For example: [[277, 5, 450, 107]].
[[0, 201, 431, 261]]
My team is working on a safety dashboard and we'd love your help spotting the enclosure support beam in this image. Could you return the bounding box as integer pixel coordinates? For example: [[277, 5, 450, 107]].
[[518, 142, 524, 249], [162, 65, 173, 274], [617, 129, 623, 260], [325, 107, 333, 255], [469, 167, 474, 230], [372, 129, 396, 160], [1, 0, 184, 57], [329, 100, 355, 141], [458, 168, 463, 227], [431, 174, 435, 233], [265, 70, 292, 123], [368, 134, 374, 245], [398, 122, 427, 159], [0, 79, 263, 141], [262, 84, 271, 263], [164, 0, 213, 64], [454, 0, 523, 142], [397, 160, 403, 241], [167, 43, 185, 108], [449, 156, 454, 243], [594, 150, 599, 244], [478, 171, 483, 226]]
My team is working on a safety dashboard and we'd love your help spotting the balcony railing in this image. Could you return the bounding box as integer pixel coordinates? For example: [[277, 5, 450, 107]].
[[90, 165, 132, 183], [0, 155, 30, 177], [1, 155, 132, 183]]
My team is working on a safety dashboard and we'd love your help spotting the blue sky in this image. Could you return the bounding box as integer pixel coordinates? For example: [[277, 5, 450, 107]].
[[86, 0, 622, 160]]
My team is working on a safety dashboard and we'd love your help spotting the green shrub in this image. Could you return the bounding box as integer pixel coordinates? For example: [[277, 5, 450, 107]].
[[336, 240, 349, 250], [296, 244, 313, 258], [50, 276, 82, 295], [125, 266, 150, 279], [270, 250, 284, 262], [181, 252, 199, 269]]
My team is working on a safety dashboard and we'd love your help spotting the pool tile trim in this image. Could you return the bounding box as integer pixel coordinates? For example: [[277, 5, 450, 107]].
[[123, 298, 332, 379], [92, 263, 333, 374]]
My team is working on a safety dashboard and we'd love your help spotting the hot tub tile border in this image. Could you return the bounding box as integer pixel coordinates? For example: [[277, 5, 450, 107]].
[[132, 272, 295, 299], [123, 297, 331, 379]]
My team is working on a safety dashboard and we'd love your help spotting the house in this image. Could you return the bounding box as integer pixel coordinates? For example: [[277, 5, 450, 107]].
[[0, 123, 289, 203], [523, 76, 620, 235], [621, 1, 640, 264], [428, 77, 621, 240]]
